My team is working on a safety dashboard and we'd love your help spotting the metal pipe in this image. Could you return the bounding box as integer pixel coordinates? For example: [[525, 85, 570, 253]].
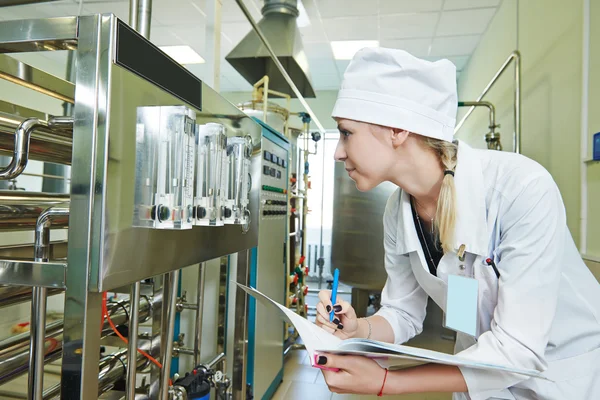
[[234, 0, 326, 134], [160, 270, 180, 400], [0, 118, 43, 180], [0, 112, 72, 165], [0, 191, 70, 231], [194, 262, 206, 366], [206, 352, 226, 370], [130, 0, 153, 39], [454, 51, 521, 153], [0, 72, 74, 105], [0, 297, 152, 386], [457, 101, 496, 129], [29, 207, 68, 400], [127, 282, 142, 399], [0, 286, 62, 309]]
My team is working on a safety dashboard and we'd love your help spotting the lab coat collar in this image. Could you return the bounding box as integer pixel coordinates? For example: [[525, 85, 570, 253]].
[[395, 140, 489, 258]]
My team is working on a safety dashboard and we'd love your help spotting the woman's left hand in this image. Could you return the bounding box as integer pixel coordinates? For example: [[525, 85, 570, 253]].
[[317, 353, 387, 395]]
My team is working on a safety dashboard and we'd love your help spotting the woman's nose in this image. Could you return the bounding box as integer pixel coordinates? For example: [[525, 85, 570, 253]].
[[334, 140, 346, 161]]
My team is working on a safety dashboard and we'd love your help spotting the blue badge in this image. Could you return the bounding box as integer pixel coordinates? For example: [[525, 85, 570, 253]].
[[445, 274, 478, 337]]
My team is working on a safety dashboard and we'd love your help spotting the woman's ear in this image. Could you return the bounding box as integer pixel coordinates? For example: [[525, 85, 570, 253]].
[[391, 129, 410, 148]]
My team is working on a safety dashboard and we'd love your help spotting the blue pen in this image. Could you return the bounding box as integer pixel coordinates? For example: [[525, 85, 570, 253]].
[[330, 268, 340, 322]]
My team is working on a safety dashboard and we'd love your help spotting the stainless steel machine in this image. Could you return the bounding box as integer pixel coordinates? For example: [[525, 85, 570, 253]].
[[0, 14, 262, 400], [246, 119, 289, 400]]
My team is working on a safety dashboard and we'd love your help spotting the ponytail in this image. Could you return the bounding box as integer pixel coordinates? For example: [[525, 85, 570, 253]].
[[422, 137, 458, 253]]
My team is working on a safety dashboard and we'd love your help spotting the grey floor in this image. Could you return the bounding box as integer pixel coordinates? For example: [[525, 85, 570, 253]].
[[272, 331, 454, 400]]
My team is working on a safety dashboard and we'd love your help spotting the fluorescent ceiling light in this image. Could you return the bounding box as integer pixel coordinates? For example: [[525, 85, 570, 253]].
[[159, 45, 205, 64], [331, 40, 380, 60], [296, 0, 311, 28]]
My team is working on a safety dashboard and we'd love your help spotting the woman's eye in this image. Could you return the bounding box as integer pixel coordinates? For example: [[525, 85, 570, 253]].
[[340, 129, 351, 137]]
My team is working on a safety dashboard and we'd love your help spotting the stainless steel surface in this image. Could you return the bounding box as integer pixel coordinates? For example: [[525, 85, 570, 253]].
[[0, 112, 72, 165], [0, 260, 67, 288], [0, 296, 152, 387], [0, 297, 151, 359], [194, 262, 206, 366], [82, 62, 261, 292], [34, 206, 69, 260], [39, 340, 158, 400], [0, 0, 60, 6], [237, 102, 287, 134], [331, 162, 397, 289], [249, 136, 287, 399], [458, 101, 501, 151], [206, 352, 226, 369], [227, 0, 315, 98], [0, 286, 61, 309], [126, 282, 141, 400], [455, 51, 521, 154], [0, 241, 67, 259], [0, 17, 78, 54], [0, 54, 75, 103], [30, 207, 68, 400], [0, 191, 70, 231], [232, 250, 250, 400], [60, 15, 108, 397], [159, 270, 180, 400], [129, 0, 153, 39], [232, 0, 325, 133], [28, 287, 46, 400]]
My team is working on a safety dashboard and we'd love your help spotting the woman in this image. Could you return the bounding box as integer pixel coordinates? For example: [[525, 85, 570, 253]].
[[315, 47, 600, 399]]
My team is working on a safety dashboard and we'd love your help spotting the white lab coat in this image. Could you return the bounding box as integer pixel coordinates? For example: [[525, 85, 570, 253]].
[[375, 141, 600, 400]]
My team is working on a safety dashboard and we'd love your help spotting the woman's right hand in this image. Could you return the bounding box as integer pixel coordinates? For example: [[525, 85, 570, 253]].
[[316, 290, 360, 339]]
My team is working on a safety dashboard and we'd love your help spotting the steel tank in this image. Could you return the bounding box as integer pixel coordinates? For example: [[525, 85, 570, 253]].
[[330, 162, 397, 289], [237, 100, 288, 134]]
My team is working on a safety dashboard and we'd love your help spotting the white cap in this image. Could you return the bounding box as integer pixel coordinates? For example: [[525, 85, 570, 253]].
[[332, 47, 457, 142]]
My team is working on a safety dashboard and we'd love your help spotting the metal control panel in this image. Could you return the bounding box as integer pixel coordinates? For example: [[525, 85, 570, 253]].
[[261, 142, 288, 219]]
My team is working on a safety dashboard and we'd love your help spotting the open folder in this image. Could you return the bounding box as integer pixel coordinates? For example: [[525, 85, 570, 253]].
[[238, 283, 544, 379]]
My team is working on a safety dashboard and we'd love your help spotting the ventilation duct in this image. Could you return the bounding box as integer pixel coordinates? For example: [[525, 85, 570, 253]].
[[226, 0, 316, 98]]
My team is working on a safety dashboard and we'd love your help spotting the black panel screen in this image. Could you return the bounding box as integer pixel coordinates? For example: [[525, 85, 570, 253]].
[[114, 20, 202, 110]]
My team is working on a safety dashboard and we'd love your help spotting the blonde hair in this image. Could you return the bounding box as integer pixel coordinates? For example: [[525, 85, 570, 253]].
[[422, 137, 458, 253]]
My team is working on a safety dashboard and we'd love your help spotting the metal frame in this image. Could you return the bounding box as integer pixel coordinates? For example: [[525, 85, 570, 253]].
[[0, 13, 259, 399], [455, 51, 521, 153]]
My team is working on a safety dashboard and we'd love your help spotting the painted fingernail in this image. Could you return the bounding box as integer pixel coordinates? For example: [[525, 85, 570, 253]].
[[326, 305, 332, 313], [337, 323, 344, 330], [333, 318, 340, 325], [317, 356, 327, 365], [333, 305, 342, 312]]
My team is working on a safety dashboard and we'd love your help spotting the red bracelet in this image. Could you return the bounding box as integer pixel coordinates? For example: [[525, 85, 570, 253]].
[[377, 368, 389, 397]]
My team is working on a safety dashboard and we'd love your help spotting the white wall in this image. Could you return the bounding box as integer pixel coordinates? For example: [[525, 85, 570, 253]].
[[457, 0, 583, 245]]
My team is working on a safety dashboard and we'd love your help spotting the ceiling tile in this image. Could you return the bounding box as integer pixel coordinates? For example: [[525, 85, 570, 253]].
[[322, 17, 378, 41], [379, 0, 443, 14], [429, 35, 480, 57], [168, 23, 207, 53], [436, 8, 497, 36], [444, 0, 501, 10], [379, 38, 432, 57], [303, 41, 333, 58], [380, 12, 438, 39], [150, 26, 186, 46], [299, 20, 328, 43], [316, 0, 377, 18], [221, 21, 253, 46], [83, 1, 130, 21], [221, 0, 261, 22], [152, 0, 207, 26]]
